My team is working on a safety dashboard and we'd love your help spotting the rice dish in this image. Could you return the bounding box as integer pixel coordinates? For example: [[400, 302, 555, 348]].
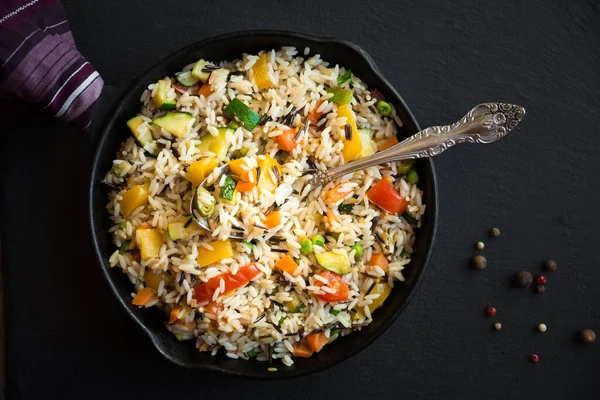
[[104, 46, 425, 366]]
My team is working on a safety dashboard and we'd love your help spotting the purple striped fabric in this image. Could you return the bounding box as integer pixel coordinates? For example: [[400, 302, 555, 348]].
[[0, 0, 103, 131]]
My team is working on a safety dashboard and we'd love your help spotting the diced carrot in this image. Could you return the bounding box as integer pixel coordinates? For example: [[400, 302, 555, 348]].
[[132, 287, 155, 306], [324, 184, 351, 203], [236, 180, 256, 192], [275, 128, 298, 151], [376, 136, 399, 151], [308, 100, 323, 124], [292, 342, 314, 358], [275, 255, 300, 276], [325, 208, 337, 225], [168, 306, 181, 324], [263, 210, 281, 229], [305, 332, 328, 353], [198, 83, 213, 98], [367, 252, 389, 272]]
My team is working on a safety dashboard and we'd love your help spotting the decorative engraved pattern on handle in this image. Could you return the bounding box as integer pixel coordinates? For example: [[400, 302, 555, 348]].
[[307, 102, 525, 188]]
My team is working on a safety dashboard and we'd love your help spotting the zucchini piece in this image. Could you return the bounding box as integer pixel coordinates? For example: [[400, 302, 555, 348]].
[[196, 127, 232, 161], [152, 112, 192, 138], [315, 251, 351, 275], [111, 162, 129, 179], [152, 78, 175, 109], [191, 59, 211, 82], [219, 175, 236, 201], [193, 186, 215, 218], [357, 128, 377, 158], [161, 102, 177, 111], [167, 221, 196, 241], [175, 71, 199, 87], [127, 116, 153, 146], [326, 88, 353, 105], [223, 99, 261, 131], [215, 175, 237, 205], [396, 159, 416, 175], [284, 296, 302, 312]]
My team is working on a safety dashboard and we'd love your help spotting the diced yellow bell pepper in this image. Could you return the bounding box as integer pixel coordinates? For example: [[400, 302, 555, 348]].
[[197, 239, 234, 267], [367, 282, 392, 313], [186, 156, 218, 186], [137, 228, 164, 260], [119, 183, 150, 218], [336, 104, 362, 162], [257, 155, 281, 194], [144, 270, 163, 290], [251, 53, 275, 91]]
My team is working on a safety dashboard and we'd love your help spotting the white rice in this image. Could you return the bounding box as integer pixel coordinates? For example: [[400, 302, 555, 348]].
[[104, 47, 424, 366]]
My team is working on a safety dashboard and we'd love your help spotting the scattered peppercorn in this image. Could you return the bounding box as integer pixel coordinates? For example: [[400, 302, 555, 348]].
[[580, 329, 596, 344], [544, 259, 557, 272], [476, 241, 485, 250], [486, 306, 497, 317], [490, 227, 501, 237], [472, 255, 487, 270], [536, 274, 547, 285], [493, 322, 502, 330], [536, 285, 546, 294], [529, 353, 539, 363], [514, 271, 533, 288], [538, 323, 547, 333]]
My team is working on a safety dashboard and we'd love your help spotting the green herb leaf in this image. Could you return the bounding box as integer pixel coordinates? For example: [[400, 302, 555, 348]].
[[119, 240, 131, 254], [243, 241, 254, 251], [337, 70, 354, 85], [402, 211, 418, 226], [338, 203, 355, 214], [330, 309, 340, 316], [219, 175, 236, 201], [278, 314, 287, 326]]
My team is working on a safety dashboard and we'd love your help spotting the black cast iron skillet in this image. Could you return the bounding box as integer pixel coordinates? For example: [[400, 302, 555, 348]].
[[89, 31, 438, 378]]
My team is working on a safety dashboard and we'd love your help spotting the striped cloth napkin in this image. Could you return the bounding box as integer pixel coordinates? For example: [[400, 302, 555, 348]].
[[0, 0, 104, 131]]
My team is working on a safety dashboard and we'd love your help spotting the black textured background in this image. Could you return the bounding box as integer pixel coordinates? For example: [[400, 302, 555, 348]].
[[1, 0, 599, 399]]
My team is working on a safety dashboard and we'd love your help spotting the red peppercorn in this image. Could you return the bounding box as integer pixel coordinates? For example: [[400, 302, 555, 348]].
[[486, 307, 497, 317], [529, 353, 539, 363], [536, 274, 547, 285]]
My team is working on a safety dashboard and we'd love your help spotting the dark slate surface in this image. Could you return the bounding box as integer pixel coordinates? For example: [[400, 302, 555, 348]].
[[1, 0, 599, 398]]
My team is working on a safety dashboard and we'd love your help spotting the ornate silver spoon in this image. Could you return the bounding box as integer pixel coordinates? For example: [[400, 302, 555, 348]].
[[305, 102, 525, 188]]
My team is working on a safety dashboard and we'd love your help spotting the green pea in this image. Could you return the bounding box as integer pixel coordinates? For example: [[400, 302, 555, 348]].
[[376, 100, 392, 116], [406, 168, 419, 185], [300, 239, 313, 255], [312, 234, 325, 247], [239, 147, 249, 157], [246, 349, 257, 358], [351, 243, 364, 259]]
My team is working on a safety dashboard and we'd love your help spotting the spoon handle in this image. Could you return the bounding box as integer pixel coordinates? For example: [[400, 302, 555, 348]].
[[307, 102, 526, 187]]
